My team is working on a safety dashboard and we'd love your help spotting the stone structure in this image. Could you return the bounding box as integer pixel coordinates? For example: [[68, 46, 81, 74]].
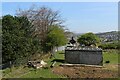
[[65, 47, 103, 65]]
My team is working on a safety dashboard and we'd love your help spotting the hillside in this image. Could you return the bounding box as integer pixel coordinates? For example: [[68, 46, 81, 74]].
[[95, 31, 119, 42]]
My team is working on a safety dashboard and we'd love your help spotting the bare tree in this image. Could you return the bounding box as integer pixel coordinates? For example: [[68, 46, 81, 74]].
[[16, 5, 64, 51]]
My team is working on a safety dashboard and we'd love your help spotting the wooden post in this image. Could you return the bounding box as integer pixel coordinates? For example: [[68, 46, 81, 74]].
[[10, 61, 12, 72]]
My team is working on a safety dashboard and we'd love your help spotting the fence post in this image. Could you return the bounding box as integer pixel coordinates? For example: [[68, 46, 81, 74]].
[[10, 61, 12, 72]]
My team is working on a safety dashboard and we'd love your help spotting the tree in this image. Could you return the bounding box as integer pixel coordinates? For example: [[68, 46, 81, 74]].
[[2, 15, 19, 63], [0, 18, 2, 25], [2, 15, 41, 65], [45, 25, 67, 52], [77, 32, 100, 46], [98, 41, 118, 49], [16, 6, 64, 51], [64, 28, 74, 39], [0, 18, 1, 64]]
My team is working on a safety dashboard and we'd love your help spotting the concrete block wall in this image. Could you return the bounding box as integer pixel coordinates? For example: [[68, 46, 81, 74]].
[[65, 49, 103, 65]]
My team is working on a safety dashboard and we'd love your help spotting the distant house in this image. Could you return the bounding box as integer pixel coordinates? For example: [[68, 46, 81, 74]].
[[96, 31, 119, 43]]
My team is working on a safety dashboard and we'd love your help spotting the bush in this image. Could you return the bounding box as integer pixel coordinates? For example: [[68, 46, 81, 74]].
[[2, 15, 41, 66], [98, 42, 118, 49]]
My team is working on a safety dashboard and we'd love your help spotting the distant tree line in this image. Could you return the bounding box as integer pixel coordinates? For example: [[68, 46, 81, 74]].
[[2, 6, 67, 66], [77, 32, 119, 50], [98, 41, 119, 49]]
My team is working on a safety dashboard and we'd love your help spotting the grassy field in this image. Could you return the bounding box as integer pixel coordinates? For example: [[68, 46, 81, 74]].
[[103, 50, 119, 64], [103, 50, 119, 71], [2, 52, 65, 78], [21, 52, 65, 78], [2, 49, 119, 78]]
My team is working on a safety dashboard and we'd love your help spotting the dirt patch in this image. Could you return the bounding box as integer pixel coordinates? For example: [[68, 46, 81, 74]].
[[103, 64, 118, 71], [52, 65, 118, 78]]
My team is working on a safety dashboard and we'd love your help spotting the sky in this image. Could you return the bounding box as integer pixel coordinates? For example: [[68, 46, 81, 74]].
[[1, 0, 120, 2], [2, 2, 118, 33]]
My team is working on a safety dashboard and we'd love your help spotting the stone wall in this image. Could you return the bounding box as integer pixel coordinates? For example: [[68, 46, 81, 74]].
[[65, 48, 103, 65]]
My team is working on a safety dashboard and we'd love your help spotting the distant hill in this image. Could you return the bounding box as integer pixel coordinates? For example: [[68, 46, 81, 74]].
[[95, 31, 119, 42], [96, 31, 118, 35], [65, 31, 119, 43], [72, 31, 119, 42]]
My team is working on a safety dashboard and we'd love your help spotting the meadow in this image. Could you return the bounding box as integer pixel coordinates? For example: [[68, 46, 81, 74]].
[[2, 49, 119, 78]]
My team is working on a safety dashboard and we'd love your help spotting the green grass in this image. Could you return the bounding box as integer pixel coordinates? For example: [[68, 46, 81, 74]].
[[103, 50, 119, 64], [2, 66, 32, 78], [55, 51, 65, 59], [40, 51, 65, 67], [0, 70, 2, 79], [103, 50, 119, 71], [2, 50, 119, 78], [21, 68, 63, 78], [2, 52, 65, 78], [20, 51, 65, 78]]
